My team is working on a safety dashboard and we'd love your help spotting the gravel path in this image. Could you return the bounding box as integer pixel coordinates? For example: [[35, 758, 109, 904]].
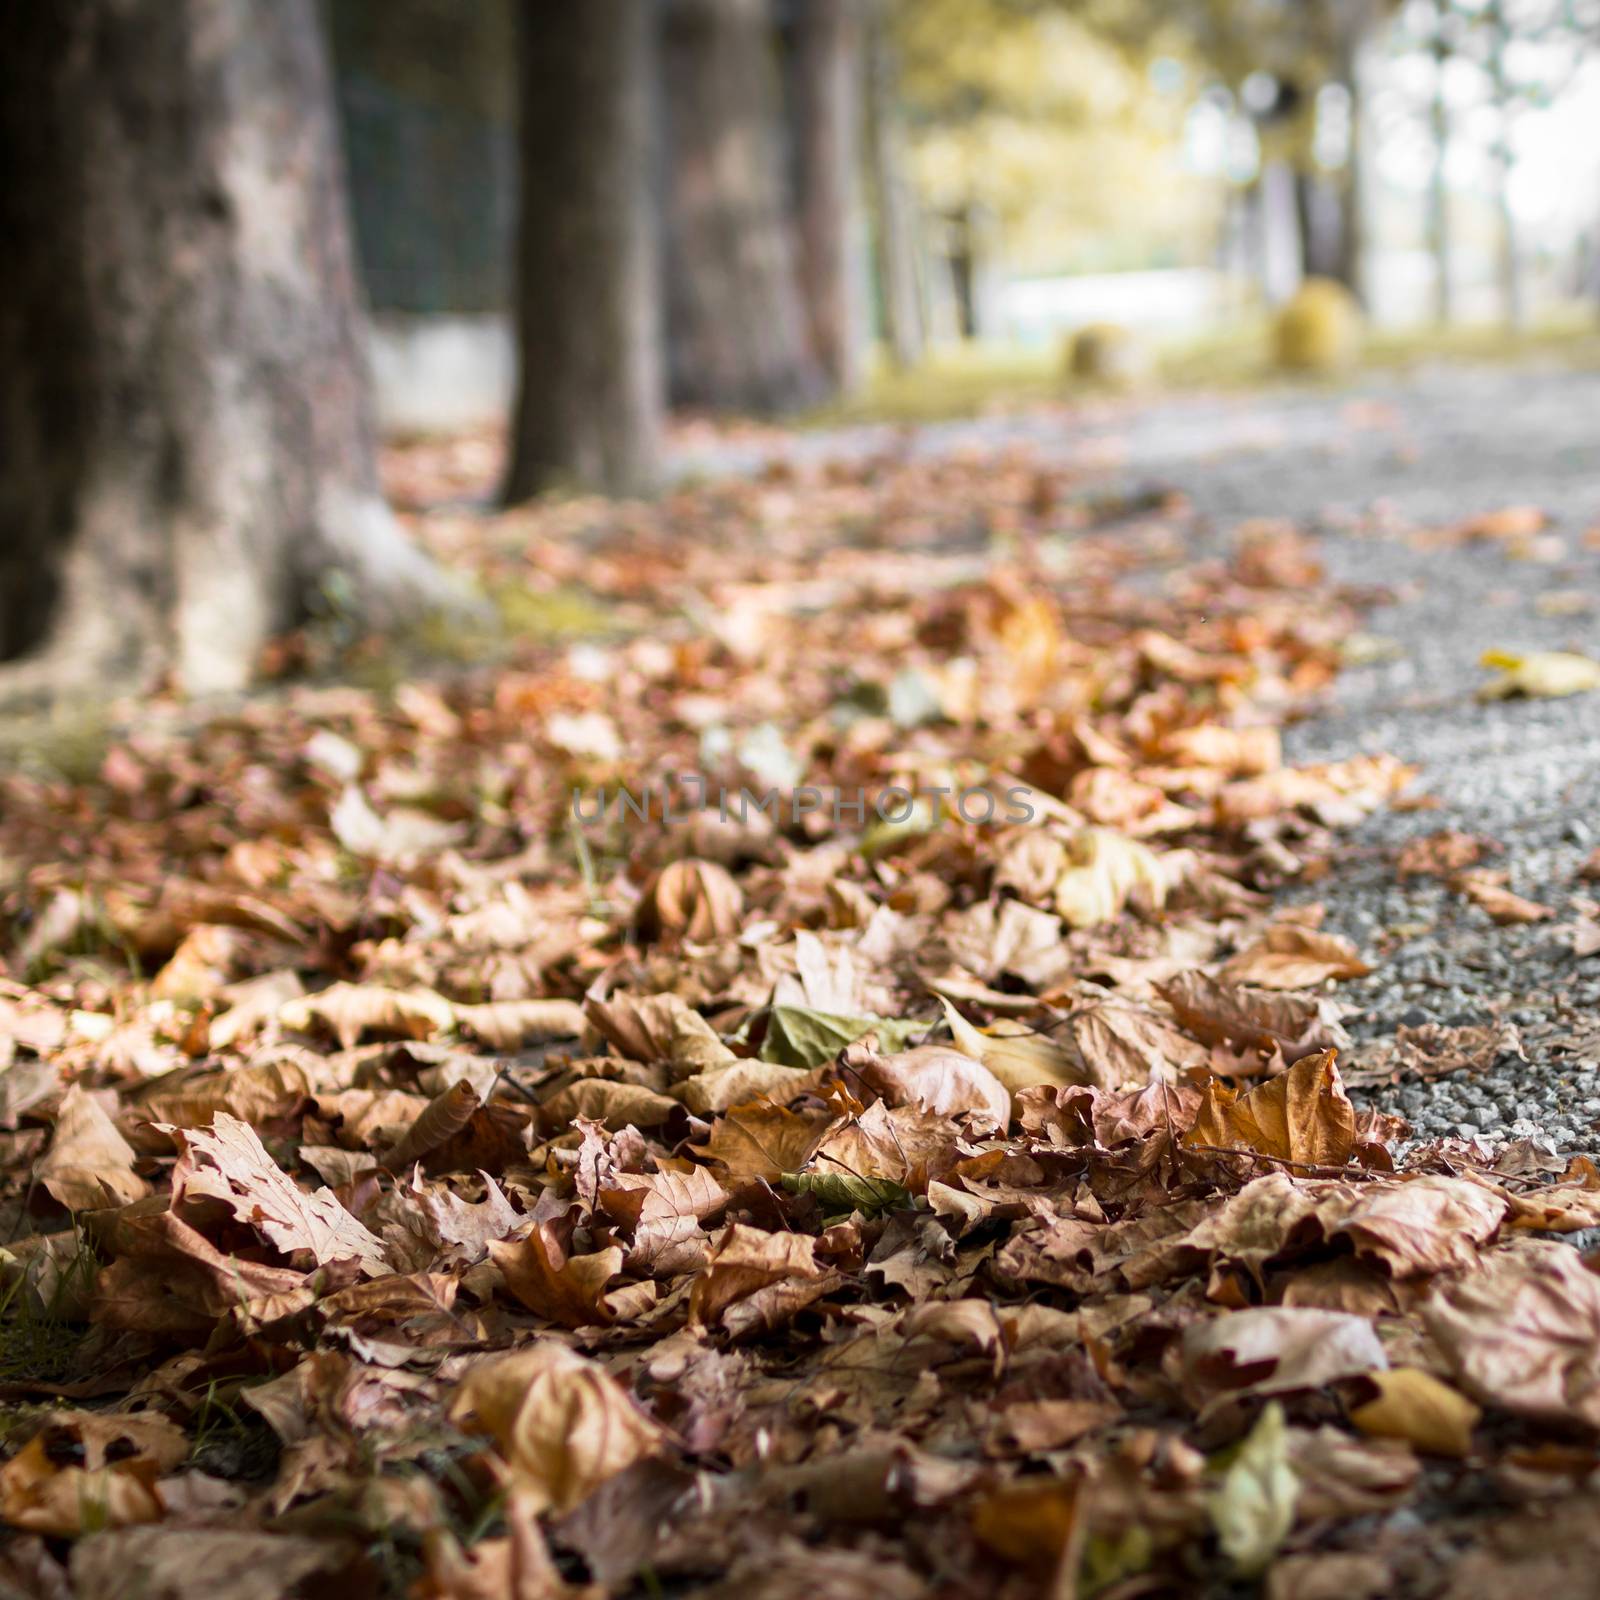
[[698, 362, 1600, 1153], [1124, 365, 1600, 1155]]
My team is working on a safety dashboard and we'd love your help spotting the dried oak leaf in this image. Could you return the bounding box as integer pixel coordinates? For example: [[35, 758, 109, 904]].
[[1185, 1050, 1357, 1167], [36, 1084, 148, 1212], [449, 1342, 663, 1514], [1423, 1239, 1600, 1427], [164, 1113, 389, 1275], [1222, 927, 1371, 989]]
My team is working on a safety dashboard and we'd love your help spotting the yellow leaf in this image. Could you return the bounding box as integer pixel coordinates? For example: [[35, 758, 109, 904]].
[[1349, 1368, 1480, 1458], [1209, 1401, 1298, 1576], [1053, 828, 1170, 930], [1479, 649, 1600, 700], [938, 997, 1084, 1099]]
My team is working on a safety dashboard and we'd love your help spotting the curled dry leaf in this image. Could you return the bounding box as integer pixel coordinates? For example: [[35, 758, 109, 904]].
[[1053, 828, 1172, 930], [449, 1342, 663, 1514], [1424, 1240, 1600, 1428], [689, 1222, 835, 1337], [1070, 999, 1210, 1089], [453, 998, 585, 1049], [35, 1084, 148, 1212], [379, 1077, 480, 1169], [690, 1099, 832, 1182], [1210, 1401, 1298, 1577], [1478, 649, 1600, 700], [165, 1112, 389, 1275], [1186, 1050, 1357, 1167], [1184, 1307, 1389, 1402], [939, 997, 1084, 1100], [672, 1058, 812, 1115], [0, 1411, 189, 1536], [849, 1042, 1011, 1128], [636, 858, 744, 942], [1349, 1368, 1481, 1458], [278, 982, 456, 1049], [1222, 927, 1371, 990], [1157, 970, 1351, 1059], [1450, 869, 1554, 925], [489, 1218, 624, 1328], [1396, 829, 1494, 879], [538, 1076, 679, 1132]]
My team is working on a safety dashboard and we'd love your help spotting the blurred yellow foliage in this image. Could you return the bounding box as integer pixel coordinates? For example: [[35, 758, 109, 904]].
[[892, 0, 1220, 273]]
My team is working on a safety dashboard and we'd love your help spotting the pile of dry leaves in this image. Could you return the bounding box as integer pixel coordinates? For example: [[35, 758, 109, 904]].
[[1, 439, 1597, 1600]]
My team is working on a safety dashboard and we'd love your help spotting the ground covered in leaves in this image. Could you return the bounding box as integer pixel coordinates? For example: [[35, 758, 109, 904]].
[[4, 397, 1600, 1599]]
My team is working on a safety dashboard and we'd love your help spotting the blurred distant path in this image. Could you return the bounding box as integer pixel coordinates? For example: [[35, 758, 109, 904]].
[[678, 361, 1600, 1153]]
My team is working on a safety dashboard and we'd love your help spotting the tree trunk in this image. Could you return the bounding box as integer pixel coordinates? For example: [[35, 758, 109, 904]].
[[1493, 138, 1525, 332], [1429, 38, 1455, 325], [790, 0, 864, 394], [1485, 5, 1526, 332], [662, 0, 825, 414], [1292, 169, 1328, 280], [863, 0, 923, 369], [1331, 0, 1378, 308], [0, 0, 451, 701], [946, 210, 981, 341], [503, 0, 662, 500]]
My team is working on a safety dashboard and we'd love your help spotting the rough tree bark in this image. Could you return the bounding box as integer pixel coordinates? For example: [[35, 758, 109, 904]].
[[503, 0, 662, 501], [0, 0, 451, 700], [789, 0, 864, 393], [662, 0, 825, 414]]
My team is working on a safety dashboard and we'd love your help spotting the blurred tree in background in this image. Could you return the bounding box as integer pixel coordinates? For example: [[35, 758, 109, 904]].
[[0, 0, 451, 701], [503, 0, 663, 500]]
